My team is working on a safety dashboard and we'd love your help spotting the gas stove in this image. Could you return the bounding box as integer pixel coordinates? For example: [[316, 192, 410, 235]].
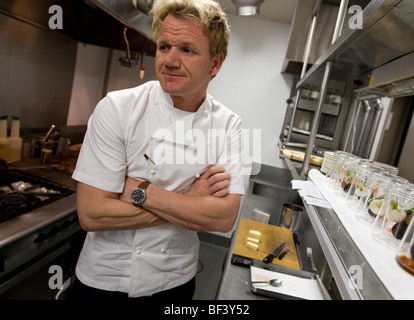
[[0, 169, 82, 298], [0, 169, 74, 223]]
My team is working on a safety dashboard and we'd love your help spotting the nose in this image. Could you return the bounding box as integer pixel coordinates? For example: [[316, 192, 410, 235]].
[[164, 47, 181, 68]]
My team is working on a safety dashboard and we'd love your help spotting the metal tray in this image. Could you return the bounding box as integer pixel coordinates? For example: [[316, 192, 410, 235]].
[[250, 260, 331, 300]]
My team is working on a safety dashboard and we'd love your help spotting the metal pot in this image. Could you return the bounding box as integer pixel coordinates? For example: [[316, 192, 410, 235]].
[[278, 203, 304, 231]]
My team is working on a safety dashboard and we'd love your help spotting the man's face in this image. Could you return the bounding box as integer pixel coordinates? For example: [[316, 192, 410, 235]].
[[155, 14, 223, 111]]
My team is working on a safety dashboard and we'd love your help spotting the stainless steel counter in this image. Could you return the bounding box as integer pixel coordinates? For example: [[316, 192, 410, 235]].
[[216, 164, 321, 300]]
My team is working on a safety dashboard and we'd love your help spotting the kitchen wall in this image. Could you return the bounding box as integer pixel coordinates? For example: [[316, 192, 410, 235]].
[[67, 13, 293, 171], [0, 13, 77, 128], [209, 15, 293, 170]]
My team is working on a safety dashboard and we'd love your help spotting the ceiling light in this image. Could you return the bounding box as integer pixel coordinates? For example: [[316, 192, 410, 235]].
[[231, 0, 265, 16]]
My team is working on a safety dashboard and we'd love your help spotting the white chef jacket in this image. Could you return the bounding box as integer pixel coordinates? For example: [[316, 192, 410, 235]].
[[72, 81, 244, 297]]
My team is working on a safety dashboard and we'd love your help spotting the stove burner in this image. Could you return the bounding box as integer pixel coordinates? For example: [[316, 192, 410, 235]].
[[0, 169, 74, 223], [1, 193, 41, 208]]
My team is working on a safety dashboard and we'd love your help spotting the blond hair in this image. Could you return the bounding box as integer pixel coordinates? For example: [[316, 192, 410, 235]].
[[151, 0, 231, 59]]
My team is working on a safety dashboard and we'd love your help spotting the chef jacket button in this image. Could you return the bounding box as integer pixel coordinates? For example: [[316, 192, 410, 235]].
[[161, 248, 167, 254], [204, 110, 209, 117], [136, 248, 142, 255], [155, 101, 159, 105], [150, 169, 156, 175]]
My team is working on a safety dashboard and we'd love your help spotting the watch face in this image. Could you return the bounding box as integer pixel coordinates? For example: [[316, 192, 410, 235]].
[[131, 188, 146, 205]]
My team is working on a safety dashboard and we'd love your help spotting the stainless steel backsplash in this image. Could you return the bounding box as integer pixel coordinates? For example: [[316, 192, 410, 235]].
[[0, 13, 77, 129]]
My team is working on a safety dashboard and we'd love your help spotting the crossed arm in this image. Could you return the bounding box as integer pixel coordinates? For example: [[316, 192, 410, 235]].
[[76, 166, 241, 233]]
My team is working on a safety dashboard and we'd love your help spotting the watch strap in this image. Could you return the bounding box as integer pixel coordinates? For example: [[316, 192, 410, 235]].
[[138, 181, 150, 191]]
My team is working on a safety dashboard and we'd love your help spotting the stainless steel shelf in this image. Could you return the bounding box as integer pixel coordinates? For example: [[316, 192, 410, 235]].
[[297, 0, 414, 91]]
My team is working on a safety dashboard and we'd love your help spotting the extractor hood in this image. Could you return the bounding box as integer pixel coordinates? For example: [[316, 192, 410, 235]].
[[85, 0, 155, 41], [0, 0, 156, 55]]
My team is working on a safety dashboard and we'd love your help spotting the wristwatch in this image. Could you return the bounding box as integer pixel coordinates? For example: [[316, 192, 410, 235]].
[[131, 181, 150, 206]]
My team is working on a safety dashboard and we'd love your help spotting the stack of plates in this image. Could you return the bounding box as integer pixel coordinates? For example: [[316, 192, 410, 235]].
[[321, 151, 334, 175]]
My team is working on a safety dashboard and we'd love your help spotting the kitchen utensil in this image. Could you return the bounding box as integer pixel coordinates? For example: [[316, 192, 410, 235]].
[[43, 124, 55, 142], [278, 249, 289, 260], [40, 148, 52, 164], [251, 278, 283, 287], [263, 241, 286, 264]]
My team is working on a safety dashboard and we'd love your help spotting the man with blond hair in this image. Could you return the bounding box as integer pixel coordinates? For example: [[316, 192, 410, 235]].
[[70, 0, 244, 300]]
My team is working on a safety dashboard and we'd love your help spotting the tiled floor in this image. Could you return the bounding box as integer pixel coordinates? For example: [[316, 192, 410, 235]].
[[193, 241, 229, 300]]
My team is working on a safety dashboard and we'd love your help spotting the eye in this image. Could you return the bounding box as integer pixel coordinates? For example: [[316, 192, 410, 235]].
[[182, 47, 193, 54], [157, 43, 170, 52]]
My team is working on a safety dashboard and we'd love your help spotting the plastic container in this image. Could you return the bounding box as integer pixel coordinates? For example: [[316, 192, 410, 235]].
[[8, 137, 22, 162]]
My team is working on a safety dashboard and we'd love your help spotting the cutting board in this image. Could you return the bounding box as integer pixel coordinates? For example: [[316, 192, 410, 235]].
[[232, 218, 300, 270]]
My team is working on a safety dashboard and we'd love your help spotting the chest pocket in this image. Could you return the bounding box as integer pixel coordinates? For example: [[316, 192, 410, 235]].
[[148, 137, 212, 193]]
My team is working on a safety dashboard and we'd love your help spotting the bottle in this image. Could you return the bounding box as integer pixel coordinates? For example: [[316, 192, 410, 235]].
[[9, 116, 23, 162], [9, 116, 22, 163]]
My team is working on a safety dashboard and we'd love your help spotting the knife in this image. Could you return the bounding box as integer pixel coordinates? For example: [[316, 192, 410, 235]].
[[263, 241, 286, 264]]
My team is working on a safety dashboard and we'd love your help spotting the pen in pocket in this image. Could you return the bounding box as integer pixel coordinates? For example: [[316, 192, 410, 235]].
[[143, 153, 155, 165]]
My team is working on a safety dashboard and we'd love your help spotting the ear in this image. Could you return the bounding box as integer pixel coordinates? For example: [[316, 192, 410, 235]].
[[209, 53, 224, 77]]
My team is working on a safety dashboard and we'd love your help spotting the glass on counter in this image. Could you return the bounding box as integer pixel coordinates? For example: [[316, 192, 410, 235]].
[[344, 161, 384, 211], [333, 154, 360, 197], [396, 215, 414, 276], [371, 182, 414, 249], [354, 172, 407, 226], [328, 150, 353, 186]]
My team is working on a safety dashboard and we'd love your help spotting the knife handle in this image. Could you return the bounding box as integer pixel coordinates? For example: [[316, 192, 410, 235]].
[[263, 253, 274, 264]]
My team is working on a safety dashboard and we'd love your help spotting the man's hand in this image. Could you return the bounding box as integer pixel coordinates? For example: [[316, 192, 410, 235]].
[[186, 166, 231, 198], [115, 166, 238, 232], [120, 166, 231, 204]]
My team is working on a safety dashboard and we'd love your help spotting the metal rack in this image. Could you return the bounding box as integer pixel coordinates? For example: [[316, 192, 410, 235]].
[[282, 0, 414, 178]]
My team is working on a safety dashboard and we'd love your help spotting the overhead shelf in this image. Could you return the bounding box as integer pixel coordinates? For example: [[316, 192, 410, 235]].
[[297, 0, 414, 95], [356, 51, 414, 98]]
